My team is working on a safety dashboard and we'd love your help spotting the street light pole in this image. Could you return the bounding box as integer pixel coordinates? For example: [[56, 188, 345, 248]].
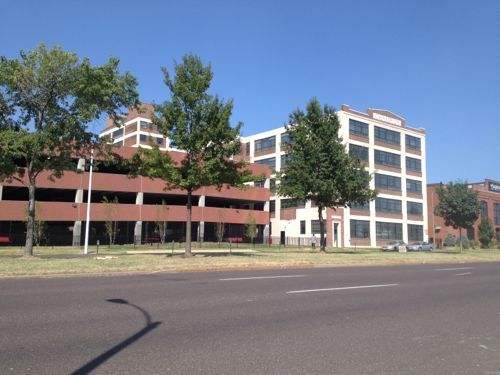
[[83, 148, 94, 255]]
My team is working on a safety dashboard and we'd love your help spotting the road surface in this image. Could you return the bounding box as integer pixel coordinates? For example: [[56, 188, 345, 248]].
[[1, 262, 500, 374]]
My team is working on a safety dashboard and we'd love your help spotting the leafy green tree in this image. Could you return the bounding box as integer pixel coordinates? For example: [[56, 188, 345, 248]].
[[0, 44, 139, 256], [478, 218, 494, 248], [155, 199, 169, 244], [277, 98, 376, 252], [130, 54, 253, 256], [245, 214, 258, 246], [434, 182, 480, 252]]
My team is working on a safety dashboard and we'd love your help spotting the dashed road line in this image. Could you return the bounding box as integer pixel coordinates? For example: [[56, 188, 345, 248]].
[[434, 267, 475, 271], [220, 274, 307, 281], [456, 272, 472, 276], [286, 283, 398, 294]]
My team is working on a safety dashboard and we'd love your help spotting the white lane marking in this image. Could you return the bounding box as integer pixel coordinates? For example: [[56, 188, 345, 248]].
[[434, 267, 475, 271], [220, 275, 307, 281], [286, 283, 398, 294], [456, 272, 471, 276]]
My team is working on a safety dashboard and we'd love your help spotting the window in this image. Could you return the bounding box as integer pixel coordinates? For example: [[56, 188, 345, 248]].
[[375, 150, 400, 168], [376, 222, 403, 240], [113, 140, 123, 146], [255, 136, 276, 152], [351, 201, 369, 211], [139, 134, 147, 142], [280, 154, 290, 169], [254, 180, 265, 188], [406, 179, 422, 194], [494, 203, 500, 225], [376, 197, 402, 214], [407, 201, 423, 216], [255, 157, 276, 170], [281, 198, 305, 209], [156, 138, 163, 145], [270, 200, 275, 213], [349, 144, 369, 162], [350, 220, 370, 238], [300, 220, 306, 235], [408, 224, 423, 241], [245, 142, 250, 156], [349, 119, 369, 137], [481, 201, 488, 219], [406, 135, 421, 150], [375, 126, 400, 145], [281, 133, 291, 145], [467, 227, 475, 240], [140, 121, 148, 129], [149, 123, 155, 131], [375, 174, 401, 191], [112, 128, 123, 139], [406, 157, 422, 172], [311, 220, 324, 234]]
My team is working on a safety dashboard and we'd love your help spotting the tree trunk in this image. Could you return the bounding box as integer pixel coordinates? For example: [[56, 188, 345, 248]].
[[459, 227, 463, 253], [185, 190, 192, 257], [25, 173, 36, 257], [318, 206, 326, 253]]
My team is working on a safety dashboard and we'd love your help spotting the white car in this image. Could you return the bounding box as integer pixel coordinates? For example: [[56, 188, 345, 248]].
[[381, 240, 406, 251]]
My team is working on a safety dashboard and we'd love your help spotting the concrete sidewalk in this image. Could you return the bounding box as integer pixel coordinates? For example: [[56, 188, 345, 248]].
[[126, 248, 258, 255]]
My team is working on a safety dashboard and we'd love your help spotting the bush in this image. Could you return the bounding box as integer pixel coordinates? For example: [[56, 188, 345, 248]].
[[470, 240, 480, 249], [458, 236, 470, 250], [490, 240, 498, 249], [443, 234, 456, 247]]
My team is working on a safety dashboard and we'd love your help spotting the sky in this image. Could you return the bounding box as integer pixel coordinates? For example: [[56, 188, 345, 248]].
[[1, 0, 499, 184]]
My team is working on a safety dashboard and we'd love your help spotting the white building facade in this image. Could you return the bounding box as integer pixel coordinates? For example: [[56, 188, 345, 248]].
[[241, 105, 428, 248]]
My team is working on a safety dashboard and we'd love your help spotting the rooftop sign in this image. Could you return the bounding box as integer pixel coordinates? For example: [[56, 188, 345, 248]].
[[488, 182, 500, 193], [372, 113, 402, 126]]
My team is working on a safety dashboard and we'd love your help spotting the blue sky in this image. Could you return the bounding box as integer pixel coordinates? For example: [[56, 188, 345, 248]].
[[1, 0, 499, 183]]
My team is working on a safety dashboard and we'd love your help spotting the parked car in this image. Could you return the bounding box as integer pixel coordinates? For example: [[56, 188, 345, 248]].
[[407, 241, 433, 251], [381, 240, 406, 251]]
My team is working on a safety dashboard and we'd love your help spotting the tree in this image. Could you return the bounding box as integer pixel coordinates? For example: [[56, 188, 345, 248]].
[[24, 201, 46, 247], [130, 54, 254, 256], [215, 209, 225, 245], [245, 213, 258, 246], [0, 44, 139, 256], [102, 196, 119, 247], [155, 200, 169, 244], [434, 182, 480, 252], [277, 98, 376, 252], [478, 218, 495, 248]]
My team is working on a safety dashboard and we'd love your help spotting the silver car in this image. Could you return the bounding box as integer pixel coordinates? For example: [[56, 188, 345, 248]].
[[407, 241, 433, 251], [381, 240, 406, 251]]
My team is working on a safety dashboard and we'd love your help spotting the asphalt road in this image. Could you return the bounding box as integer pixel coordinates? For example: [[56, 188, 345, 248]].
[[1, 262, 500, 375]]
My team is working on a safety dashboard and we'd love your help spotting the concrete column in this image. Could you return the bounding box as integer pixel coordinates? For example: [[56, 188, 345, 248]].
[[263, 178, 270, 243], [198, 195, 205, 242], [77, 158, 86, 171], [0, 184, 3, 200], [73, 221, 82, 246], [134, 192, 144, 244]]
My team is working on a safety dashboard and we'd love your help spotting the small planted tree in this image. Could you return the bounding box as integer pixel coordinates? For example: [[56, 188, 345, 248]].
[[102, 196, 119, 247], [215, 209, 225, 245], [24, 201, 46, 247], [478, 219, 494, 248], [245, 214, 258, 247], [130, 54, 254, 256], [155, 200, 169, 244], [277, 98, 376, 252], [0, 44, 139, 256], [434, 182, 480, 252]]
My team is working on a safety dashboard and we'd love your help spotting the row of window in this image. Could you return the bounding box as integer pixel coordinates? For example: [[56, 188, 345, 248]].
[[350, 220, 423, 241], [139, 134, 164, 145], [253, 133, 292, 153], [349, 119, 422, 150], [353, 197, 423, 216], [257, 150, 422, 173], [482, 201, 500, 225], [374, 174, 422, 193]]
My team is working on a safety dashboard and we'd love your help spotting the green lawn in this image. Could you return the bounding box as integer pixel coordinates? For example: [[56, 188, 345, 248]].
[[1, 244, 499, 277]]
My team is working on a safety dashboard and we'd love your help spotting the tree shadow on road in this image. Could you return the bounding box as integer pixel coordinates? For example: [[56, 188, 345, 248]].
[[70, 299, 161, 375]]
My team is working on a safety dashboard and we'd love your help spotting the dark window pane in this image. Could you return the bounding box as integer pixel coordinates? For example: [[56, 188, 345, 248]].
[[350, 219, 370, 238], [255, 136, 276, 152], [349, 144, 369, 162], [255, 157, 276, 170], [406, 179, 422, 193], [376, 197, 402, 214], [406, 157, 422, 172], [375, 126, 400, 145], [349, 119, 369, 137], [406, 135, 421, 150], [375, 173, 401, 191], [408, 224, 423, 241], [375, 150, 400, 168], [376, 222, 403, 240], [407, 201, 423, 215]]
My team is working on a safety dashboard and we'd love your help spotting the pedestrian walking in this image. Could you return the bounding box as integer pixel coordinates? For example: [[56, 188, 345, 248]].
[[311, 233, 317, 250]]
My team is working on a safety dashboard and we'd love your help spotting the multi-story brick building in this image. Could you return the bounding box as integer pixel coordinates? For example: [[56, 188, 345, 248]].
[[0, 105, 271, 246], [241, 105, 428, 248], [427, 179, 500, 244]]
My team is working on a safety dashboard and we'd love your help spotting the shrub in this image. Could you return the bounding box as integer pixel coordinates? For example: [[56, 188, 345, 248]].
[[478, 219, 495, 248], [443, 234, 456, 247], [470, 240, 480, 250], [459, 236, 470, 250]]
